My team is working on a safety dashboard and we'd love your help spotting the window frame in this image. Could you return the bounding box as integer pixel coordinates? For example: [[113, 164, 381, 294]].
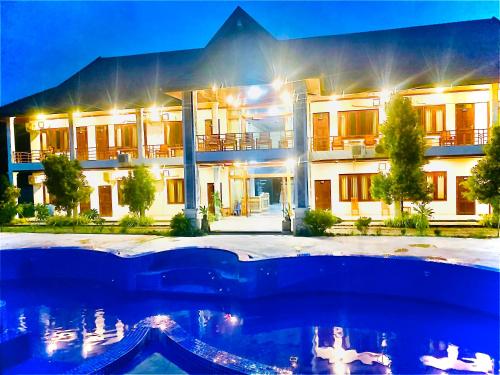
[[337, 109, 378, 138], [167, 178, 185, 204], [426, 171, 447, 201], [339, 173, 376, 202], [415, 105, 446, 135]]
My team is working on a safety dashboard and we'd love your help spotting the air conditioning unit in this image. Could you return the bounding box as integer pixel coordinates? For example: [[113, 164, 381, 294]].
[[118, 153, 130, 163], [351, 145, 365, 158]]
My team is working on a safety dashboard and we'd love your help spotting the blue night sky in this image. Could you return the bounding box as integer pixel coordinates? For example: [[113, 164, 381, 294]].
[[1, 1, 499, 105]]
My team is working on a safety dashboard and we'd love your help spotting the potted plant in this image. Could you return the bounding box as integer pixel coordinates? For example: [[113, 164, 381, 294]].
[[199, 206, 210, 233], [282, 204, 292, 233]]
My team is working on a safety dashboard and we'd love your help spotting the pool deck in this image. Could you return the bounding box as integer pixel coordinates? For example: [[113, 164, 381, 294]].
[[1, 232, 499, 270]]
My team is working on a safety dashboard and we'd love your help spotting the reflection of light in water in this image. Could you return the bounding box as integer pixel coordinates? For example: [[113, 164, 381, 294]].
[[18, 312, 27, 332], [150, 315, 173, 332], [116, 319, 124, 340], [313, 326, 392, 373], [224, 313, 239, 325], [420, 343, 494, 373], [81, 309, 127, 359], [46, 340, 57, 356], [95, 309, 105, 337]]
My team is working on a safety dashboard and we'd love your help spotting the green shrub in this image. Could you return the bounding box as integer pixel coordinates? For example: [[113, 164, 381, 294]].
[[375, 227, 382, 236], [119, 214, 154, 227], [434, 228, 442, 236], [400, 228, 407, 236], [46, 215, 90, 226], [302, 209, 342, 236], [81, 209, 104, 226], [170, 212, 202, 236], [479, 213, 499, 228], [17, 203, 35, 218], [384, 212, 418, 228], [35, 204, 50, 222], [0, 203, 17, 225], [354, 216, 372, 235]]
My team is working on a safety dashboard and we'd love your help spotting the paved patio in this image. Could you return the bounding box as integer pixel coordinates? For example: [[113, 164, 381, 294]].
[[1, 232, 499, 270]]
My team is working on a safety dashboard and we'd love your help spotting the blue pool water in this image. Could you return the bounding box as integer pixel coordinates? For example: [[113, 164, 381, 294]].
[[2, 279, 498, 374]]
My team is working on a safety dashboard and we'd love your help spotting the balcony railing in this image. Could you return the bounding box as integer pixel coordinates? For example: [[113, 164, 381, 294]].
[[145, 144, 183, 158], [197, 131, 293, 152], [310, 135, 378, 151], [438, 129, 489, 146], [75, 147, 138, 161], [13, 149, 70, 163]]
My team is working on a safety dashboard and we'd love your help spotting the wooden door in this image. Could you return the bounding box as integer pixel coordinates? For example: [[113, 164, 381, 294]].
[[313, 113, 330, 151], [76, 127, 88, 160], [98, 185, 113, 217], [95, 125, 109, 160], [314, 180, 332, 210], [455, 104, 475, 145], [456, 176, 475, 215], [207, 183, 215, 215], [205, 119, 213, 137], [80, 191, 91, 213]]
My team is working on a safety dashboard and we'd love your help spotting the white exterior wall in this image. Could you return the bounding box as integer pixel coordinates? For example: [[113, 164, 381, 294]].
[[310, 158, 489, 220], [198, 165, 231, 209]]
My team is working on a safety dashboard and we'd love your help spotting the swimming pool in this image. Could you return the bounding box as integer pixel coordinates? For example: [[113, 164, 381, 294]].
[[1, 247, 498, 374]]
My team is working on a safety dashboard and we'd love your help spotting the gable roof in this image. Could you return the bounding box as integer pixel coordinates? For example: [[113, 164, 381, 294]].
[[1, 8, 499, 117]]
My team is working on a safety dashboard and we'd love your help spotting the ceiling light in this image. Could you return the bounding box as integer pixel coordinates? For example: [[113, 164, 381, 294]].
[[247, 85, 264, 100], [272, 78, 284, 91]]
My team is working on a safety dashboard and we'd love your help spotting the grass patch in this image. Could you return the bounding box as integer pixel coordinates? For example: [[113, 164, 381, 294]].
[[0, 225, 171, 236], [408, 243, 435, 248]]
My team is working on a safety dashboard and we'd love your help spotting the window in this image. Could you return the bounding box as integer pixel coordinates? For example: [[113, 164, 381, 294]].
[[167, 179, 184, 204], [41, 128, 69, 151], [426, 172, 447, 200], [338, 110, 378, 137], [115, 124, 137, 148], [164, 121, 182, 147], [117, 179, 125, 206], [416, 105, 446, 134], [339, 174, 375, 202]]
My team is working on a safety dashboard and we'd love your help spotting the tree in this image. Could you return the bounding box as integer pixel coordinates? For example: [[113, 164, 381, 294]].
[[464, 124, 500, 236], [371, 94, 431, 215], [122, 165, 156, 217], [42, 154, 92, 217], [0, 175, 20, 225]]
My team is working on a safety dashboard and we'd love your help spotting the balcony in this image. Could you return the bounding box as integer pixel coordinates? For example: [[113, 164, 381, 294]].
[[437, 129, 489, 146], [310, 135, 378, 152], [145, 144, 183, 158], [197, 131, 293, 152], [13, 149, 70, 163], [75, 147, 138, 161]]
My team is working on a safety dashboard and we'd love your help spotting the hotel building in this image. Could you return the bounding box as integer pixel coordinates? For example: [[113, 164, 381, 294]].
[[1, 7, 499, 229]]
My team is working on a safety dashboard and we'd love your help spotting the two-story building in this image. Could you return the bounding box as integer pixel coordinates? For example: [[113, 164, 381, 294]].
[[1, 7, 499, 229]]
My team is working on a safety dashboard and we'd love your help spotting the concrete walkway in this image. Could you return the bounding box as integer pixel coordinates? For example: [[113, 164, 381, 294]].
[[1, 232, 499, 270]]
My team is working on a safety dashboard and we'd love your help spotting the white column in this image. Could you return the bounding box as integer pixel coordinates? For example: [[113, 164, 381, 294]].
[[68, 115, 76, 160], [211, 102, 219, 133], [6, 117, 15, 183], [136, 108, 145, 160], [491, 83, 499, 126]]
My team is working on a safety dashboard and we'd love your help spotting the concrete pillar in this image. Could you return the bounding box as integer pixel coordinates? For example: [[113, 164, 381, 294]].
[[182, 91, 200, 228], [211, 102, 219, 133], [292, 81, 310, 232], [6, 117, 15, 183], [68, 115, 76, 160], [491, 83, 499, 126], [136, 108, 145, 160]]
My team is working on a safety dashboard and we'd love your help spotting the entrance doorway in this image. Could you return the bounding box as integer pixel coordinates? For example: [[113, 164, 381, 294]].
[[98, 185, 113, 217], [456, 176, 475, 215], [313, 112, 330, 151], [314, 180, 332, 210], [76, 127, 88, 160], [455, 104, 475, 145], [207, 183, 215, 215]]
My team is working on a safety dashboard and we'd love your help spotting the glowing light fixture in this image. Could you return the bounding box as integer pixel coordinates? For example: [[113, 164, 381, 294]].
[[330, 94, 338, 101], [73, 111, 81, 119], [380, 88, 392, 102], [37, 114, 47, 121], [272, 78, 284, 91], [285, 158, 296, 170], [280, 91, 292, 105], [149, 106, 161, 122], [247, 85, 264, 100], [211, 84, 218, 93], [111, 108, 120, 116], [226, 94, 234, 105], [435, 86, 445, 94]]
